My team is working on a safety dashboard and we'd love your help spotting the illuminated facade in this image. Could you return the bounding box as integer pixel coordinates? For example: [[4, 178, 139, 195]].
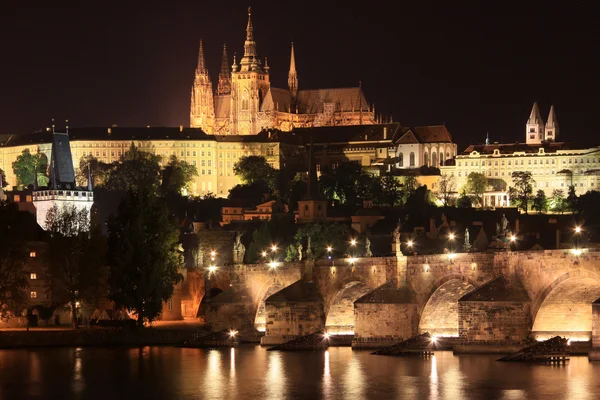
[[190, 8, 376, 135], [441, 103, 600, 207]]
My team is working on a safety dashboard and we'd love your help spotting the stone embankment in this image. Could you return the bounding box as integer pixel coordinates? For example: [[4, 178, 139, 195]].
[[267, 331, 353, 351]]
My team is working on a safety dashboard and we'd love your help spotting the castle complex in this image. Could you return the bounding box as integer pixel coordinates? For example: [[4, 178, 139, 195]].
[[441, 103, 600, 207], [190, 8, 376, 135]]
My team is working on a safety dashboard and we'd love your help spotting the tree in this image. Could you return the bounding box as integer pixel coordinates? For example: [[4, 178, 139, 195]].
[[76, 155, 111, 187], [319, 161, 374, 207], [566, 185, 579, 213], [532, 190, 548, 213], [456, 193, 473, 208], [12, 149, 48, 189], [233, 156, 278, 193], [508, 171, 534, 213], [0, 204, 28, 322], [294, 222, 352, 260], [372, 175, 403, 207], [105, 143, 162, 194], [465, 172, 487, 206], [161, 155, 198, 195], [549, 189, 567, 213], [228, 181, 271, 207], [246, 215, 296, 263], [45, 204, 106, 328], [0, 168, 8, 188], [107, 192, 183, 326], [436, 174, 456, 207]]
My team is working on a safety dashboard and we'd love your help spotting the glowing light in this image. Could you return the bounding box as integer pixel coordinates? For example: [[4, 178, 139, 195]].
[[431, 336, 438, 343], [210, 250, 217, 257], [271, 245, 278, 252], [228, 329, 238, 338], [423, 264, 430, 272], [448, 233, 455, 240], [268, 261, 279, 269], [326, 246, 333, 252], [407, 240, 413, 247], [510, 235, 517, 242], [350, 239, 357, 246], [471, 262, 477, 270], [208, 265, 217, 273], [261, 251, 268, 257], [75, 301, 80, 307], [575, 226, 582, 234], [448, 253, 457, 260], [571, 248, 583, 256], [323, 333, 330, 340], [348, 257, 357, 265]]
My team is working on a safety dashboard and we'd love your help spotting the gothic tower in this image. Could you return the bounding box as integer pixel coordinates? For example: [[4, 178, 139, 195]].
[[288, 42, 298, 100], [544, 104, 559, 142], [190, 40, 215, 132], [217, 44, 231, 95], [525, 102, 545, 145], [230, 7, 270, 135]]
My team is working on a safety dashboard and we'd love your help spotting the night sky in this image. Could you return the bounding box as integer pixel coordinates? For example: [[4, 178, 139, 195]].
[[1, 1, 598, 151]]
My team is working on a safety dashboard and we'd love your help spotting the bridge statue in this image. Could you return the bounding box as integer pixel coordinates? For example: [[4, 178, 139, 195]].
[[297, 242, 303, 261], [392, 219, 402, 257], [501, 214, 508, 235], [464, 227, 471, 251], [233, 231, 246, 264], [365, 236, 373, 257], [306, 235, 313, 260]]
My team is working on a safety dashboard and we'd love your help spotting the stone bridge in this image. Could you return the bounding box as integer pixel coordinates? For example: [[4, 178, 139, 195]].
[[202, 249, 600, 347]]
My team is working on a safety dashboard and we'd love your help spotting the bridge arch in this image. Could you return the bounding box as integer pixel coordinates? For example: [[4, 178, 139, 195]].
[[531, 270, 600, 340], [325, 279, 372, 335], [418, 274, 478, 337], [253, 279, 289, 332]]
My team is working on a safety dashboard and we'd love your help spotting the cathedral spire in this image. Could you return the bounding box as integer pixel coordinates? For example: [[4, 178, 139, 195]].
[[528, 101, 543, 125], [288, 42, 298, 98], [240, 7, 261, 72], [217, 43, 231, 95], [526, 101, 545, 144], [545, 104, 559, 141], [196, 40, 207, 74]]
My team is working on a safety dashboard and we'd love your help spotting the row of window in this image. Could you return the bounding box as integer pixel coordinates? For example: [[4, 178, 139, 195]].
[[459, 157, 600, 167]]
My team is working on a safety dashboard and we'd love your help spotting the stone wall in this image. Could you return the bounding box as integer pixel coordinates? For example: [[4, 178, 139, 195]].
[[353, 303, 418, 348], [261, 301, 325, 345], [205, 302, 255, 332], [458, 301, 531, 344]]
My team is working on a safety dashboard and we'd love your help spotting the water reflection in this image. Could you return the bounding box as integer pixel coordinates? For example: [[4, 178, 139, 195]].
[[204, 350, 225, 400], [322, 350, 332, 400], [266, 351, 286, 400], [430, 355, 439, 400], [343, 355, 365, 400]]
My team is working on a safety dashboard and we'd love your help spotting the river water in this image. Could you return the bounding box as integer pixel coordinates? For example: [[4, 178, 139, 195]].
[[0, 345, 598, 400]]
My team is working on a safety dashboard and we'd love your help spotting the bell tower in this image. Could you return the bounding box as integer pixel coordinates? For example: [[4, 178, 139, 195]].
[[525, 102, 544, 145], [190, 40, 215, 133], [230, 7, 270, 135]]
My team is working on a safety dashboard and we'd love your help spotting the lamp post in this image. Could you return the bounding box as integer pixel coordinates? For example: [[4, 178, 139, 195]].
[[574, 226, 582, 251], [327, 246, 334, 266], [447, 232, 456, 263]]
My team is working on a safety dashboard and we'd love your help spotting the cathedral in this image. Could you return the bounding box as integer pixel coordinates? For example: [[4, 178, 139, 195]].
[[190, 8, 377, 135]]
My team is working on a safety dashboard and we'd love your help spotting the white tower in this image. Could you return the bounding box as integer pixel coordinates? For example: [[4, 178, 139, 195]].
[[526, 102, 545, 145], [544, 105, 559, 142], [32, 129, 93, 230]]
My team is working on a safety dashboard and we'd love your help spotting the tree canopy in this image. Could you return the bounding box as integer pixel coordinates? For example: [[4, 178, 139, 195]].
[[105, 143, 163, 194], [233, 156, 278, 193], [549, 189, 567, 213], [532, 189, 548, 213], [12, 149, 49, 189], [465, 172, 487, 206], [0, 168, 8, 188], [319, 161, 373, 207], [161, 155, 198, 196], [45, 204, 105, 328], [107, 191, 183, 326], [76, 155, 111, 187], [508, 171, 534, 213], [436, 174, 456, 206], [293, 222, 353, 260]]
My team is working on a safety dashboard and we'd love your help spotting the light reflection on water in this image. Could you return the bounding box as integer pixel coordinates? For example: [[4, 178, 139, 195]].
[[0, 346, 599, 399]]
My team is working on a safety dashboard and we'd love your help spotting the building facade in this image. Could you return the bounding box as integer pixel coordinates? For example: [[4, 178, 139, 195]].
[[190, 8, 377, 135], [441, 103, 600, 207]]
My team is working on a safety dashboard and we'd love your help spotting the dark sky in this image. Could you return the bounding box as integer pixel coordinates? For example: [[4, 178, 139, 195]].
[[1, 1, 598, 151]]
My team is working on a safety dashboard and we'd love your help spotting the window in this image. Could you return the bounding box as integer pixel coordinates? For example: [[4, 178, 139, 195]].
[[30, 251, 36, 258], [208, 151, 211, 157], [410, 152, 415, 167], [30, 273, 37, 280], [398, 153, 403, 167], [201, 160, 206, 167], [208, 160, 212, 167], [529, 128, 535, 133], [192, 160, 196, 166], [30, 291, 37, 299], [193, 151, 197, 156], [167, 298, 173, 310]]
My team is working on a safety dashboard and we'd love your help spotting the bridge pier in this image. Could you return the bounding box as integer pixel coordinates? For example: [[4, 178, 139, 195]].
[[589, 299, 600, 361]]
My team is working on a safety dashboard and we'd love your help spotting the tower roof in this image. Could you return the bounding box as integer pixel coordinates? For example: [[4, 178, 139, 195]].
[[288, 42, 298, 97], [239, 7, 262, 72], [528, 102, 543, 124], [196, 40, 207, 74], [547, 104, 558, 127], [289, 42, 297, 74], [220, 44, 230, 77], [49, 131, 76, 189]]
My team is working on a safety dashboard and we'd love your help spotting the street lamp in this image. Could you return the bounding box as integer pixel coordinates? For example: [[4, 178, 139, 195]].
[[208, 265, 218, 274], [327, 246, 334, 266], [268, 261, 279, 269], [271, 244, 278, 252], [407, 240, 414, 248], [574, 225, 583, 250], [261, 250, 268, 258], [448, 233, 455, 241], [210, 250, 217, 262], [350, 239, 357, 247]]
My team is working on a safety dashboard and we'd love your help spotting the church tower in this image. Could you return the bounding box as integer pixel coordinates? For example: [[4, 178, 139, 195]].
[[288, 42, 298, 100], [217, 44, 231, 95], [230, 7, 270, 135], [525, 102, 545, 144], [190, 40, 215, 132], [544, 104, 559, 142]]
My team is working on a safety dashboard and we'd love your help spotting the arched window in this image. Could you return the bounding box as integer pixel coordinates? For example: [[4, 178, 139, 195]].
[[432, 152, 437, 167], [424, 152, 429, 167], [241, 91, 249, 110], [410, 152, 415, 167], [398, 153, 404, 167], [446, 152, 451, 161], [440, 151, 445, 166]]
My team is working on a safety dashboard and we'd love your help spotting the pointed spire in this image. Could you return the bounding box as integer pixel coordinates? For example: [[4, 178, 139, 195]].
[[196, 40, 207, 74], [240, 7, 261, 72], [528, 101, 543, 124], [545, 104, 559, 141], [288, 42, 298, 98], [231, 52, 238, 72], [217, 43, 231, 95], [547, 104, 558, 127], [485, 132, 490, 145]]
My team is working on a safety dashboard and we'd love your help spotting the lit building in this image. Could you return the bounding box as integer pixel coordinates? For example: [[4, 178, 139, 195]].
[[441, 103, 600, 207], [394, 125, 457, 168], [190, 8, 377, 135]]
